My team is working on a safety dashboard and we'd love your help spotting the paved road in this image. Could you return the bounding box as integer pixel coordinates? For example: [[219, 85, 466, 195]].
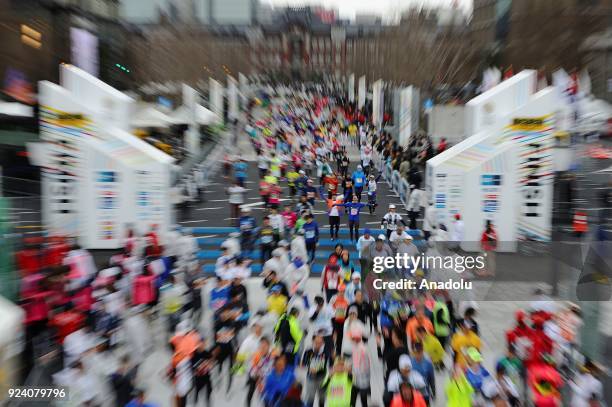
[[176, 129, 421, 276]]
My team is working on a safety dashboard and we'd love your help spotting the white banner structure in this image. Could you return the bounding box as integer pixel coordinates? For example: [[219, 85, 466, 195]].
[[398, 86, 420, 147], [227, 75, 239, 121], [38, 64, 174, 249], [372, 79, 383, 128], [427, 70, 561, 252], [182, 84, 200, 154], [348, 73, 355, 103], [209, 78, 224, 125], [358, 76, 366, 109]]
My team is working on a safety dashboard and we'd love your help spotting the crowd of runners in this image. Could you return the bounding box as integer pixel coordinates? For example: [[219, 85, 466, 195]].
[[14, 85, 605, 407]]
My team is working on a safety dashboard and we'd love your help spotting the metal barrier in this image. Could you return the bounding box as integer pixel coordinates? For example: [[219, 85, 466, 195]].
[[384, 162, 392, 183], [391, 170, 401, 193], [371, 151, 417, 213], [399, 178, 411, 210]]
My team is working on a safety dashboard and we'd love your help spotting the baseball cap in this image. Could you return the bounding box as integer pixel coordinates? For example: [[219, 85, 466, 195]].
[[364, 228, 371, 235], [352, 272, 361, 280], [389, 204, 396, 209], [377, 234, 386, 241], [466, 347, 483, 363], [399, 355, 412, 370], [270, 285, 282, 293]]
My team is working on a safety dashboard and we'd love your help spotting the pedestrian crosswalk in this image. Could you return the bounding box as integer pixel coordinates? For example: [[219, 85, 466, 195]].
[[188, 226, 425, 275]]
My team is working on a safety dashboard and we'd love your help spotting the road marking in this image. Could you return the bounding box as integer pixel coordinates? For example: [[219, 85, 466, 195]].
[[208, 199, 229, 202], [240, 198, 291, 209], [195, 207, 224, 211], [199, 234, 218, 238], [179, 219, 210, 223], [224, 217, 238, 220]]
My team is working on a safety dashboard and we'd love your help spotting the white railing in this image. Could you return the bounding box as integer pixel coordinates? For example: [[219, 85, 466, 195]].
[[374, 150, 411, 211]]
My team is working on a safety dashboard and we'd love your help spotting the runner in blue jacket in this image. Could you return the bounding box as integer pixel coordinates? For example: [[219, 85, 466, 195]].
[[351, 165, 366, 202], [334, 195, 367, 241], [302, 214, 319, 264]]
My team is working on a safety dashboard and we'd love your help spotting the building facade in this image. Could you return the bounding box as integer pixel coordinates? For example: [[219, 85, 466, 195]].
[[582, 28, 612, 103], [0, 0, 130, 96]]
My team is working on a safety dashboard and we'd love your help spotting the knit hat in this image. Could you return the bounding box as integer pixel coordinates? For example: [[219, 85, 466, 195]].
[[399, 355, 412, 370]]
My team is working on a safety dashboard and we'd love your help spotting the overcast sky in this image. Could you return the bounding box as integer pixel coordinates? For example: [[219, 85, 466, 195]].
[[264, 0, 473, 20]]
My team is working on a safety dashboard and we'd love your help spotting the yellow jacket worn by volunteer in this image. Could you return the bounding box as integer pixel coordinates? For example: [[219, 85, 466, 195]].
[[267, 294, 288, 316], [273, 313, 304, 354], [324, 372, 352, 407], [451, 330, 481, 368], [422, 333, 445, 364], [264, 175, 278, 185], [445, 373, 474, 407], [432, 301, 451, 339], [270, 157, 281, 175], [286, 171, 299, 187]]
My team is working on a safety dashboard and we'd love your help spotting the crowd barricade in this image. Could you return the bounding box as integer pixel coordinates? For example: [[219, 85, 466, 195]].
[[384, 162, 393, 183], [391, 170, 402, 194], [373, 150, 384, 172], [399, 178, 411, 210]]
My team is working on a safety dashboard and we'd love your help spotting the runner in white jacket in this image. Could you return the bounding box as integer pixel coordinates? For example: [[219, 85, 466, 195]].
[[284, 257, 310, 296], [290, 230, 308, 260]]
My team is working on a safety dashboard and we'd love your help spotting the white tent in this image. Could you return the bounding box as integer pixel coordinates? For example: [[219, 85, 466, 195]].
[[0, 296, 24, 389], [130, 103, 177, 128], [171, 104, 219, 126], [0, 102, 34, 117], [170, 105, 192, 125], [195, 104, 218, 125]]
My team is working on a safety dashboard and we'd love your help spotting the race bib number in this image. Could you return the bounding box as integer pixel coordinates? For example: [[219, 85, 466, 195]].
[[307, 191, 315, 198], [356, 178, 363, 184], [261, 235, 273, 244], [305, 230, 315, 239], [330, 385, 345, 398], [327, 278, 337, 289], [350, 208, 359, 216]]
